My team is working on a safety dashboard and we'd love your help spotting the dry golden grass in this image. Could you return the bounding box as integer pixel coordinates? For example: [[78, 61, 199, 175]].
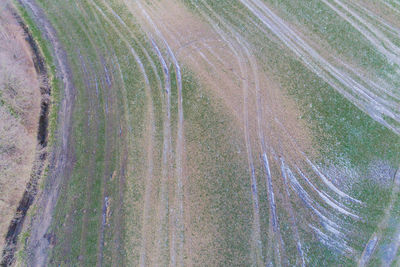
[[0, 6, 40, 252]]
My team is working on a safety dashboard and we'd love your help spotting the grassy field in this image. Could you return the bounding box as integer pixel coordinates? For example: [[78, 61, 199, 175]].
[[8, 0, 400, 266]]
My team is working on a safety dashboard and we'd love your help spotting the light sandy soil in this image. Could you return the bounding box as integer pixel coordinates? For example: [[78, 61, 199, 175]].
[[0, 5, 41, 252]]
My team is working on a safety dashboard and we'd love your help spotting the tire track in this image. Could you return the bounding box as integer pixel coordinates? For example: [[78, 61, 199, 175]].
[[77, 54, 101, 266], [88, 3, 170, 266], [238, 0, 400, 135], [69, 6, 109, 263], [273, 118, 365, 254], [279, 157, 306, 267], [96, 1, 179, 266], [85, 3, 159, 264], [133, 3, 187, 265], [322, 0, 400, 66], [112, 57, 130, 267], [150, 38, 173, 266], [274, 116, 363, 220], [351, 1, 400, 38], [285, 167, 353, 254], [202, 2, 292, 264], [267, 116, 359, 256], [68, 4, 122, 264], [186, 1, 271, 265], [359, 168, 400, 266], [96, 54, 120, 267], [381, 0, 400, 15], [189, 0, 366, 261], [118, 0, 368, 263]]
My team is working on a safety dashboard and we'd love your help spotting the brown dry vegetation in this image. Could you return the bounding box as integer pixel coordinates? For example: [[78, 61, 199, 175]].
[[0, 5, 41, 252]]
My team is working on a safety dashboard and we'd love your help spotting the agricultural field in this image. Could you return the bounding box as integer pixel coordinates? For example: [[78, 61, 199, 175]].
[[1, 0, 400, 266]]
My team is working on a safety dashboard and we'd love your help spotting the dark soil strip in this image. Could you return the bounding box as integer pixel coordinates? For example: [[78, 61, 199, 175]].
[[1, 7, 51, 267]]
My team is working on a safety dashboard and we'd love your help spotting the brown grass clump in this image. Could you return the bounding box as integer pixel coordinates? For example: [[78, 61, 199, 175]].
[[0, 6, 41, 251]]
